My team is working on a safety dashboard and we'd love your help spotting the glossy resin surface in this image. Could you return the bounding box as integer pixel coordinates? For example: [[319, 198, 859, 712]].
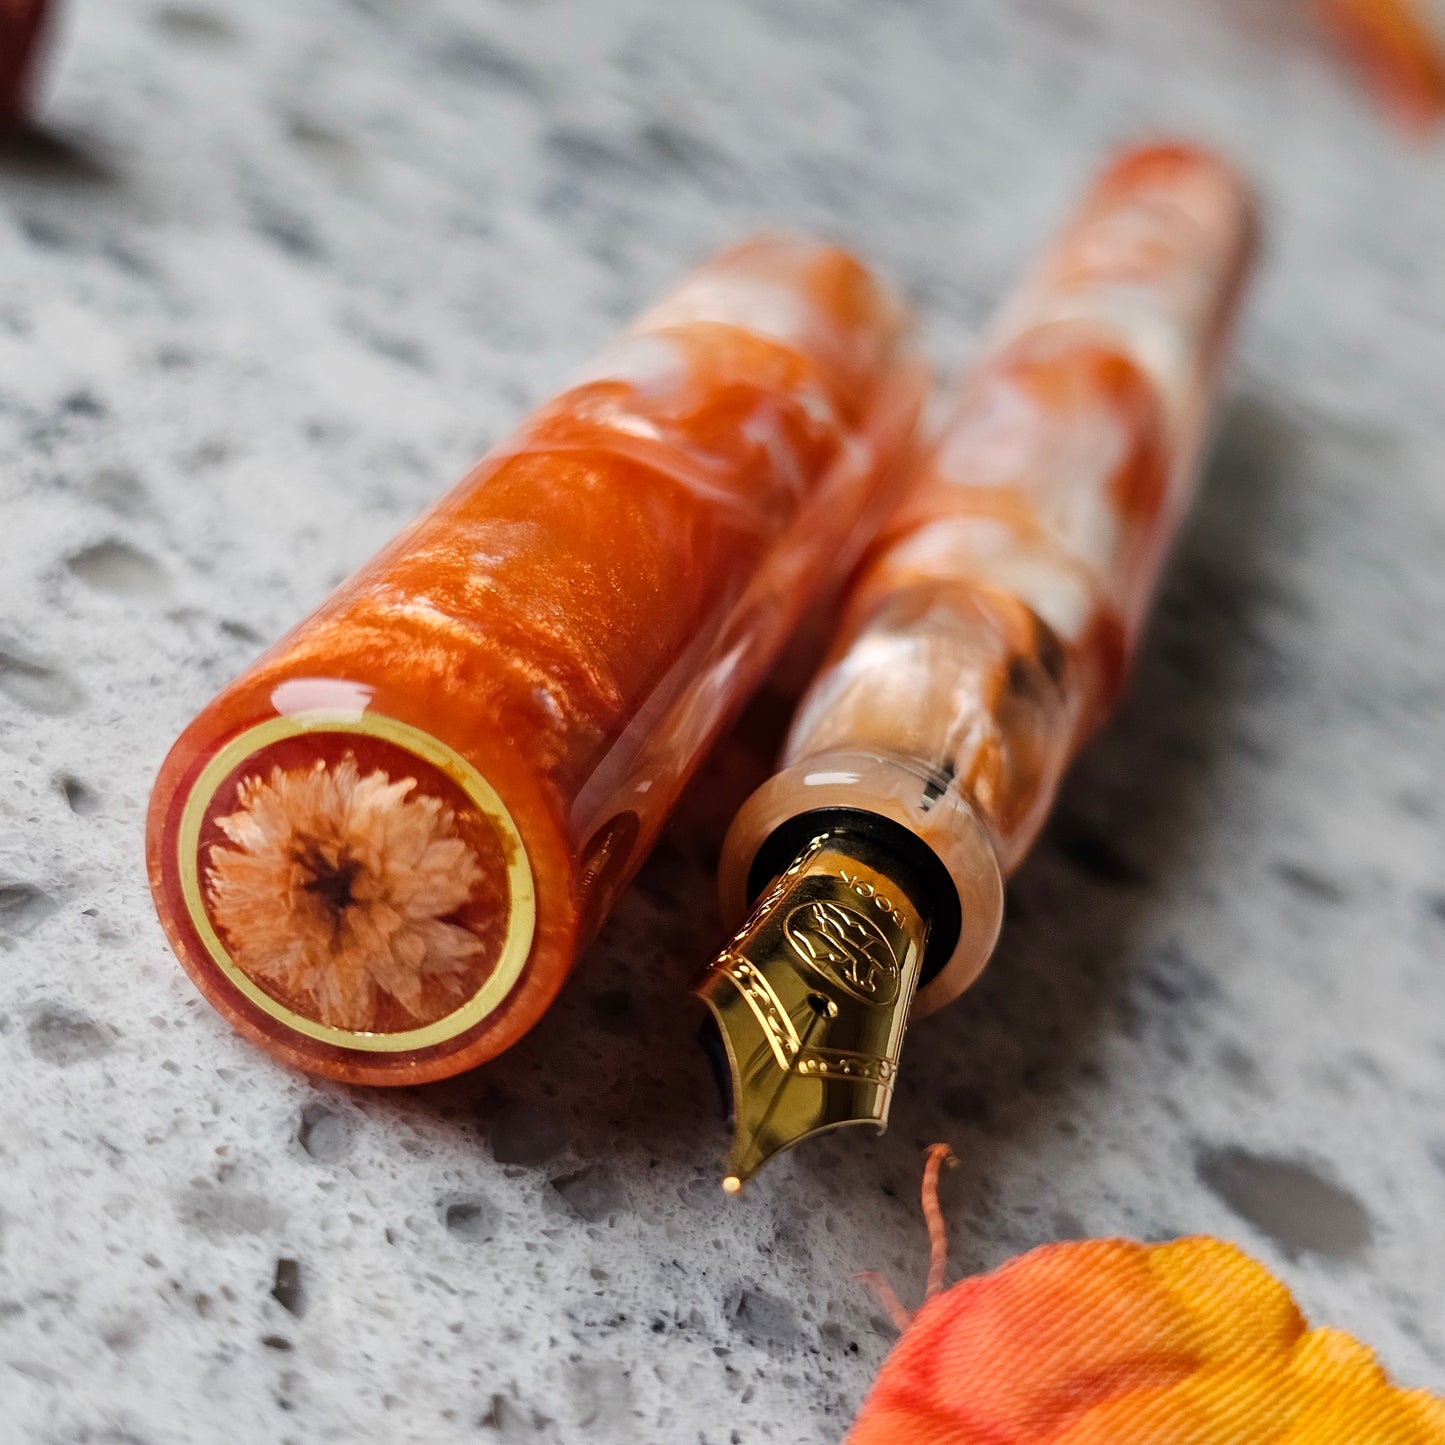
[[146, 237, 922, 1082], [725, 151, 1257, 1013], [6, 5, 1445, 1441]]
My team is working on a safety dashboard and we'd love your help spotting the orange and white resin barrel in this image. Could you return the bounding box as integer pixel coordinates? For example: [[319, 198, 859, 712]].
[[720, 147, 1260, 1015]]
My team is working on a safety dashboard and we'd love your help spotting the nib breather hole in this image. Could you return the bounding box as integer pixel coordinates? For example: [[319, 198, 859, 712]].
[[807, 992, 838, 1020]]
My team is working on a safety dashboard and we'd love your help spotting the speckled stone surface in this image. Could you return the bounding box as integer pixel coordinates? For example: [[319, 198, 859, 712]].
[[2, 1, 1444, 1441]]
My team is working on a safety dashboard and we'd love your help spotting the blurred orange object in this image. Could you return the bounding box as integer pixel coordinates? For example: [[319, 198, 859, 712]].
[[0, 0, 51, 126], [1319, 0, 1445, 131], [848, 1148, 1445, 1443]]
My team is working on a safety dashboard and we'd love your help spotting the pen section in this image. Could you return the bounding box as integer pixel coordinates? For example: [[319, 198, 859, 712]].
[[146, 237, 922, 1085]]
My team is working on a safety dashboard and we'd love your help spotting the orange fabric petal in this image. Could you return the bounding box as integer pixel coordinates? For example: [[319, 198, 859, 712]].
[[848, 1238, 1445, 1445], [1145, 1236, 1305, 1360], [1052, 1359, 1297, 1445], [858, 1241, 1202, 1441], [847, 1400, 997, 1445]]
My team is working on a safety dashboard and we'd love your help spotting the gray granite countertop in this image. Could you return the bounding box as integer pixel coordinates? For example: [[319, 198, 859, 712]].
[[2, 1, 1445, 1441]]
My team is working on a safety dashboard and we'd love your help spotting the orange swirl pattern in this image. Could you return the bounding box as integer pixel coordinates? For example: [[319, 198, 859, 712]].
[[784, 147, 1257, 876], [146, 236, 922, 1083], [1319, 0, 1445, 131]]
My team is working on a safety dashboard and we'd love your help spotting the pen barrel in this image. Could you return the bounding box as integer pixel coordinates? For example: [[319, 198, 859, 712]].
[[1316, 0, 1445, 132], [147, 236, 923, 1084], [722, 146, 1257, 1013]]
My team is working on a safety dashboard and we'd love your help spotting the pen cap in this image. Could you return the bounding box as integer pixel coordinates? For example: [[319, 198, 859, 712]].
[[147, 236, 924, 1084], [721, 146, 1258, 1014]]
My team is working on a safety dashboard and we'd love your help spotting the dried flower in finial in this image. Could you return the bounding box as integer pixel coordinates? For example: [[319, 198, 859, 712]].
[[206, 756, 483, 1031]]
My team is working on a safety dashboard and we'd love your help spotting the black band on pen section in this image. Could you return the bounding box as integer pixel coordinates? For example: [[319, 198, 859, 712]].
[[745, 807, 963, 988]]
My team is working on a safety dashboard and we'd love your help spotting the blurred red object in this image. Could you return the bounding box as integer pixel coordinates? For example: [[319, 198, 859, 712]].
[[1318, 0, 1445, 131], [1, 0, 52, 126]]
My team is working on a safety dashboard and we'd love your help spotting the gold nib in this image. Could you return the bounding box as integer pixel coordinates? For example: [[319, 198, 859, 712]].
[[694, 830, 931, 1191]]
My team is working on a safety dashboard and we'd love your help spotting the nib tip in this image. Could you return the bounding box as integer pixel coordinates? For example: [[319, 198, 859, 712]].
[[721, 1175, 743, 1196]]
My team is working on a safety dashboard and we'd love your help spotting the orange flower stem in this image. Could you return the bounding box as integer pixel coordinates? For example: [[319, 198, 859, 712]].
[[856, 1142, 957, 1332], [856, 1271, 914, 1334], [922, 1143, 957, 1302]]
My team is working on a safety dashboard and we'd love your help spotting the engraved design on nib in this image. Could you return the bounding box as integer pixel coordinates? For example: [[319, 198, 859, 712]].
[[728, 959, 801, 1070], [695, 835, 930, 1189], [784, 899, 900, 1005], [725, 960, 897, 1084], [793, 1049, 895, 1084], [205, 756, 484, 1031]]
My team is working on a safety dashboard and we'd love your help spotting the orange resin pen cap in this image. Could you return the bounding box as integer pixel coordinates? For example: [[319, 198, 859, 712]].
[[695, 146, 1260, 1189], [147, 236, 926, 1086]]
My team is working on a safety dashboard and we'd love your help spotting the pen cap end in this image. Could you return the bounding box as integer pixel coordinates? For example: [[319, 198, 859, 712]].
[[147, 709, 540, 1083]]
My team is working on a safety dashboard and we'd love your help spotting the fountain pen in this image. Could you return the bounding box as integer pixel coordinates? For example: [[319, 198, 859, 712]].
[[695, 144, 1259, 1190]]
